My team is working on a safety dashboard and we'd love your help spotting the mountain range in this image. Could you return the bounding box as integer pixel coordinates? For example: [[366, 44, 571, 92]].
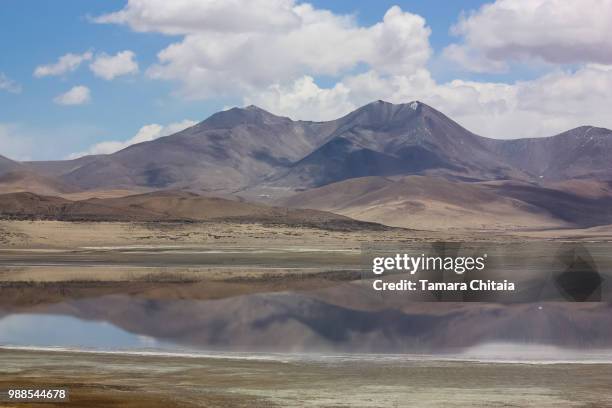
[[2, 100, 612, 231]]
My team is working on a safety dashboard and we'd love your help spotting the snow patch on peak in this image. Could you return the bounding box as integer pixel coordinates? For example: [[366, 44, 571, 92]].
[[409, 101, 419, 110]]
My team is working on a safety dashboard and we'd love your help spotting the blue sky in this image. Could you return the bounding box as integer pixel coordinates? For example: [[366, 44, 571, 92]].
[[1, 1, 198, 159], [1, 0, 611, 160]]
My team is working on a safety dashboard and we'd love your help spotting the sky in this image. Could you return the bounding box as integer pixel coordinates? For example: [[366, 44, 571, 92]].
[[1, 0, 612, 161]]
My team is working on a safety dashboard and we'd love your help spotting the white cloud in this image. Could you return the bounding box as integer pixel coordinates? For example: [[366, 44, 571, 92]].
[[96, 2, 431, 98], [244, 76, 354, 121], [0, 72, 21, 93], [445, 0, 612, 72], [53, 85, 91, 106], [441, 44, 507, 74], [95, 0, 612, 140], [34, 51, 93, 77], [247, 64, 612, 138], [93, 0, 300, 35], [69, 119, 196, 158], [90, 50, 139, 80]]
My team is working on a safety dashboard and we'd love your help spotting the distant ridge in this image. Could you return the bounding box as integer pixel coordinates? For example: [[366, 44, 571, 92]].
[[0, 170, 79, 196], [0, 190, 386, 231], [6, 101, 612, 194], [278, 175, 612, 230], [2, 101, 612, 231], [262, 100, 525, 190]]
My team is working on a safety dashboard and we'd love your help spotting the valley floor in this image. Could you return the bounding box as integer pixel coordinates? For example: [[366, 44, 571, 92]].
[[1, 221, 612, 407], [1, 219, 610, 252], [2, 348, 612, 407]]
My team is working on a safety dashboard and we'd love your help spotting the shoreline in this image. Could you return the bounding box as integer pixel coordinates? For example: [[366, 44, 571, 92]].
[[3, 346, 612, 407], [3, 344, 612, 366]]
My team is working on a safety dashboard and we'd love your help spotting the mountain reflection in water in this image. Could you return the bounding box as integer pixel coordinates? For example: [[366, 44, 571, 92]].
[[2, 285, 612, 355]]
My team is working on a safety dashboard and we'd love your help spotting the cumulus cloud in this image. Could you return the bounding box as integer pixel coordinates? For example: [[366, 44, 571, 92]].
[[247, 64, 612, 138], [445, 0, 612, 71], [94, 0, 612, 140], [0, 72, 21, 93], [89, 50, 139, 80], [244, 76, 354, 121], [441, 44, 508, 73], [34, 51, 93, 77], [53, 85, 91, 105], [93, 0, 300, 35], [96, 1, 431, 98], [69, 119, 196, 158]]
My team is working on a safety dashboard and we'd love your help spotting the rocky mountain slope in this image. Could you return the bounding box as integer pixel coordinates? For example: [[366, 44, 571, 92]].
[[61, 106, 339, 193], [0, 154, 23, 176], [2, 100, 612, 231], [42, 100, 612, 196]]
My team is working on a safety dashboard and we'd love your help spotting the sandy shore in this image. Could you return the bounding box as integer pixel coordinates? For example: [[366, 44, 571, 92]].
[[2, 347, 612, 407]]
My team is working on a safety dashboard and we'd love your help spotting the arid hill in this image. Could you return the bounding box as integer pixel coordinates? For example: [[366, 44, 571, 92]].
[[0, 170, 79, 196], [0, 190, 384, 230], [278, 175, 612, 230], [0, 192, 161, 221], [25, 155, 103, 177]]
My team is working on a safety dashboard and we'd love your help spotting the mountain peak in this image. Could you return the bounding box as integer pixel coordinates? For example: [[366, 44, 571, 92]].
[[568, 125, 611, 134], [362, 99, 424, 109], [338, 100, 436, 129], [201, 105, 290, 129], [244, 104, 267, 112]]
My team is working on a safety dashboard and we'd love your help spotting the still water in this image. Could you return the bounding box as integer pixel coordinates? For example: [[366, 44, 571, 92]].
[[2, 289, 612, 363], [0, 313, 165, 350]]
